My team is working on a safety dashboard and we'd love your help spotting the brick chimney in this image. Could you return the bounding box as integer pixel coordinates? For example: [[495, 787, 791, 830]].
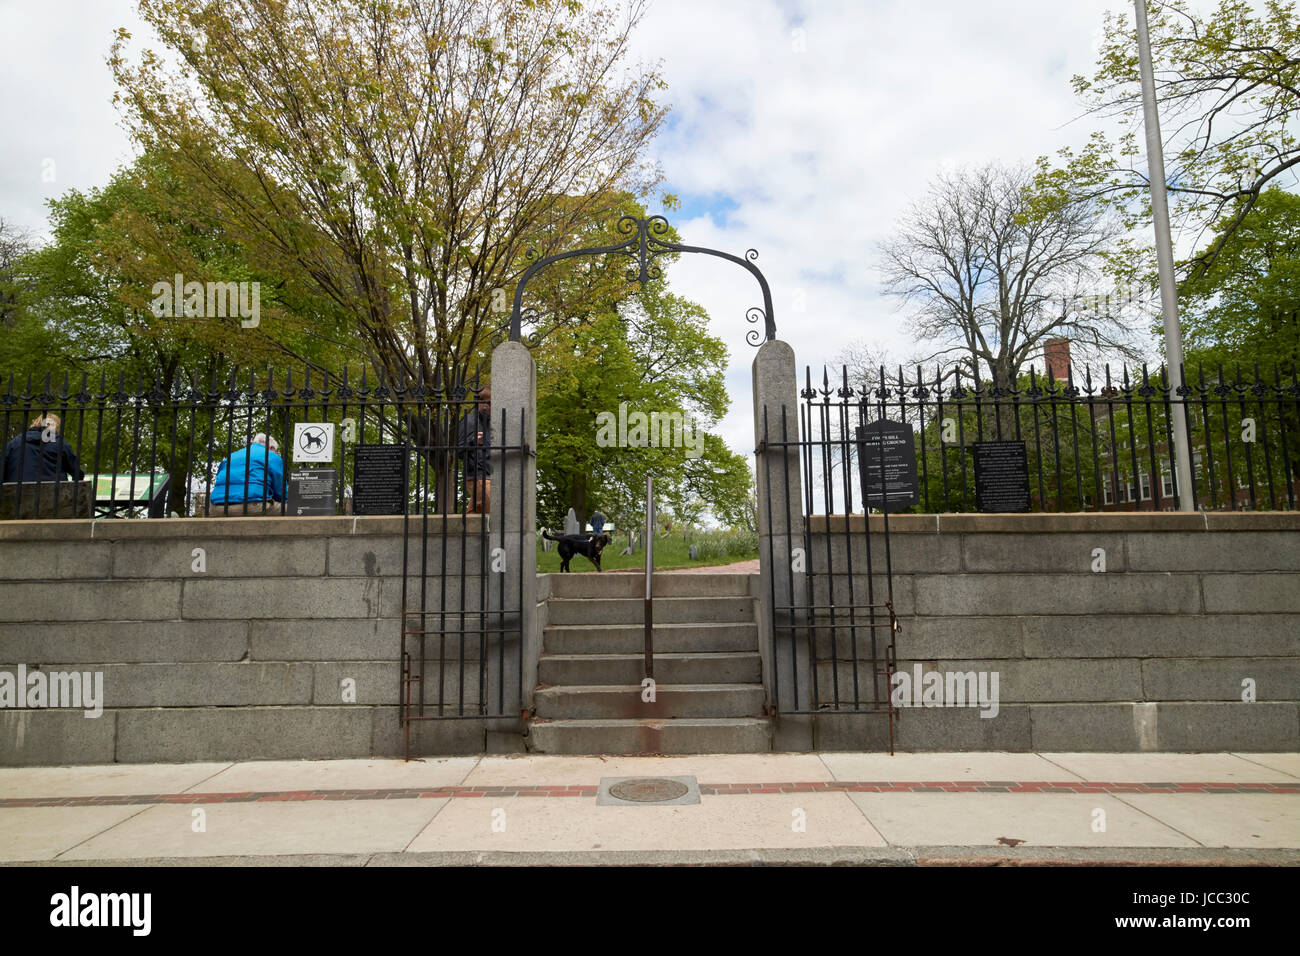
[[1044, 337, 1071, 382]]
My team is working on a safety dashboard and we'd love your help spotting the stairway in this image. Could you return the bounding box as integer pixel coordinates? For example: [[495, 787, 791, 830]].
[[528, 572, 772, 754]]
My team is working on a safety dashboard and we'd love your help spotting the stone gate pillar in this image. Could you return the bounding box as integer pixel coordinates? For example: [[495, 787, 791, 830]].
[[488, 341, 538, 716], [752, 339, 812, 749]]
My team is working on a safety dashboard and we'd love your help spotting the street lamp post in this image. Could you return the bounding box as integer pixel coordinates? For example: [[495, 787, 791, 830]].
[[1135, 0, 1196, 511]]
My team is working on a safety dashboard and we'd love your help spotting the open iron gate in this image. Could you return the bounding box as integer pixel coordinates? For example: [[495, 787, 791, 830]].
[[758, 365, 902, 748], [397, 392, 527, 758]]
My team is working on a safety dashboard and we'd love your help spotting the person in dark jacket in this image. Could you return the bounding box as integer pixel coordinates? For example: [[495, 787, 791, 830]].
[[209, 434, 285, 515], [457, 386, 491, 514], [589, 510, 606, 536], [2, 414, 85, 484]]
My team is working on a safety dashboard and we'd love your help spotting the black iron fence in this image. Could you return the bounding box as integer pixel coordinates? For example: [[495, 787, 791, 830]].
[[758, 397, 900, 747], [0, 367, 503, 519], [399, 397, 527, 747], [802, 362, 1300, 515]]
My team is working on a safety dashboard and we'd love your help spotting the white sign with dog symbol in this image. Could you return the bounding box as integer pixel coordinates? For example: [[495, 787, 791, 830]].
[[293, 423, 335, 463]]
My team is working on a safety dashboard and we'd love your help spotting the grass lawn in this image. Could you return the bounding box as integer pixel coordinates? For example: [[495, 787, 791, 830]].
[[536, 534, 757, 573]]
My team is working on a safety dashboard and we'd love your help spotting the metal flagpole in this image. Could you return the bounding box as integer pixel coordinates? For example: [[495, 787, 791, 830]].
[[1135, 0, 1195, 511]]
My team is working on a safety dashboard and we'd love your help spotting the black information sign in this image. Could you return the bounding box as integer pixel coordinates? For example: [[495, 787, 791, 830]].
[[287, 468, 337, 516], [353, 444, 407, 515], [972, 441, 1031, 513], [855, 420, 919, 512]]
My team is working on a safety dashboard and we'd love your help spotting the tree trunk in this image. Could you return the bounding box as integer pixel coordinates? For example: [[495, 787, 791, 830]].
[[568, 473, 587, 526]]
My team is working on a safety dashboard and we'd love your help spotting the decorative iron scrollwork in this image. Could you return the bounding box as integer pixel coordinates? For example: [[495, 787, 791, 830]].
[[508, 216, 776, 349]]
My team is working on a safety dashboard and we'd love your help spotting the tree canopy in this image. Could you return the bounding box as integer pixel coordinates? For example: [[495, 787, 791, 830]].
[[108, 0, 669, 393], [1036, 0, 1300, 285], [1178, 186, 1300, 372], [879, 162, 1130, 389]]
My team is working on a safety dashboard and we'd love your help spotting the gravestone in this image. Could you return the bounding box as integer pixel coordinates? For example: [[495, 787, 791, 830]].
[[564, 508, 580, 535]]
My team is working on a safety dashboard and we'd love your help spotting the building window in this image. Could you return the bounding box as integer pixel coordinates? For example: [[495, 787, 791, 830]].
[[1139, 472, 1151, 501], [1103, 483, 1114, 505]]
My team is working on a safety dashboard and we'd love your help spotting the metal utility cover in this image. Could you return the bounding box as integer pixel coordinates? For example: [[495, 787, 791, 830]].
[[596, 776, 701, 806]]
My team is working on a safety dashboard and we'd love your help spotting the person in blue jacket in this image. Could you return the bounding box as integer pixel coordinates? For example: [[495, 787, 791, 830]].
[[210, 434, 285, 515]]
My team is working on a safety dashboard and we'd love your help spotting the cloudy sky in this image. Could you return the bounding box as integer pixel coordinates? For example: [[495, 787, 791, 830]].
[[0, 0, 1227, 458]]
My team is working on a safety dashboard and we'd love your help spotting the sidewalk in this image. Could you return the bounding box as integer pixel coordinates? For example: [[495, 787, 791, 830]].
[[1, 752, 1296, 866]]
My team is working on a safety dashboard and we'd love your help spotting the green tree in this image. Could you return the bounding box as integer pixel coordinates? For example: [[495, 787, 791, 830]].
[[1178, 187, 1300, 371], [1, 152, 353, 385], [1, 151, 356, 514], [1037, 0, 1300, 285], [109, 0, 668, 401], [534, 280, 751, 535]]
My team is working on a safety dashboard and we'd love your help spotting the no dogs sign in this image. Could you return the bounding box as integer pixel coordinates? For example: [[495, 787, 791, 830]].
[[293, 422, 335, 463]]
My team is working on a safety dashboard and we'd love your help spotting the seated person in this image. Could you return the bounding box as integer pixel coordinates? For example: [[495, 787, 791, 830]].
[[210, 434, 285, 514], [2, 413, 86, 484]]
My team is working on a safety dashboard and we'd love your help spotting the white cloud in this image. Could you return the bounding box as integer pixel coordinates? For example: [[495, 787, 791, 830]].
[[0, 0, 145, 238], [626, 0, 1223, 461], [0, 0, 1232, 470]]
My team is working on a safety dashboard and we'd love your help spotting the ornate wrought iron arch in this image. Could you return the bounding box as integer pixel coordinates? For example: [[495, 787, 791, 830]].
[[507, 215, 776, 348]]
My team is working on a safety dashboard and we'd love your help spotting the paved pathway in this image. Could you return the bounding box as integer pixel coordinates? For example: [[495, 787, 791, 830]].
[[606, 558, 759, 574], [1, 752, 1295, 865], [662, 558, 759, 573]]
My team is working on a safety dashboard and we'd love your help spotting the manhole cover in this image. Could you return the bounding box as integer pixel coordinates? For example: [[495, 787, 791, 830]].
[[607, 778, 690, 803]]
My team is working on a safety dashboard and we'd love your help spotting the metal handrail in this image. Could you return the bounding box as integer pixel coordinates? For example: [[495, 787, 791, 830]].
[[643, 476, 654, 678]]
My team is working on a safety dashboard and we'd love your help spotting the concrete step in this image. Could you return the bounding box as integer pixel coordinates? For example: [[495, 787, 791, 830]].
[[528, 717, 772, 754], [534, 683, 765, 720], [545, 573, 754, 599], [546, 596, 755, 626], [538, 651, 762, 686], [543, 622, 761, 655]]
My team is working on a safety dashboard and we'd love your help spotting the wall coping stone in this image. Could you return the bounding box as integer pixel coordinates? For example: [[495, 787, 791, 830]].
[[5, 512, 1290, 542], [0, 514, 485, 542], [809, 512, 1300, 534], [6, 512, 1291, 542]]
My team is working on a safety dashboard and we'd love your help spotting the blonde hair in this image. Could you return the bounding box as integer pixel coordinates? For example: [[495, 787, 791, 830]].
[[29, 413, 60, 431]]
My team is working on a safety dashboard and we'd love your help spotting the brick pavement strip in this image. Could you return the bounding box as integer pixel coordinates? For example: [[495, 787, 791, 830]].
[[0, 779, 1295, 807]]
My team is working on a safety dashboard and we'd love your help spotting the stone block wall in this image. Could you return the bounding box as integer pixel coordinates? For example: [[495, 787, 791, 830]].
[[1, 510, 1295, 763], [0, 515, 521, 765], [802, 512, 1299, 752]]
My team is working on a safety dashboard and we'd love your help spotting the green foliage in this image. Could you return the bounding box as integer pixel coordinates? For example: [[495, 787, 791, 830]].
[[109, 0, 668, 393], [535, 526, 757, 573], [1178, 187, 1300, 372], [688, 527, 758, 562], [534, 272, 753, 531], [0, 150, 356, 387], [1034, 0, 1300, 288]]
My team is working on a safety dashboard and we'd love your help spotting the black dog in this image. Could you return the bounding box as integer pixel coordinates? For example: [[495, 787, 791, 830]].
[[542, 530, 612, 572]]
